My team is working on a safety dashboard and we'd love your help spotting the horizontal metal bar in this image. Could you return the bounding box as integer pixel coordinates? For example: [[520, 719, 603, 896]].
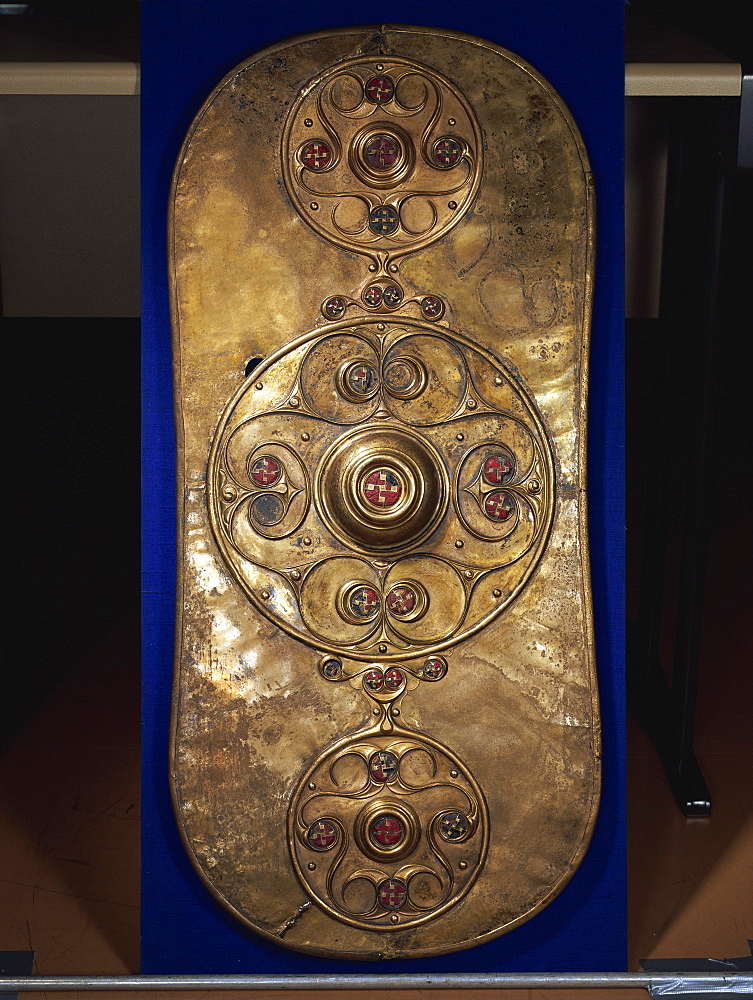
[[0, 972, 751, 992]]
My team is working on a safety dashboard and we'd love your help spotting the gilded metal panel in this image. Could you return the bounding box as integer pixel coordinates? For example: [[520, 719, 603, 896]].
[[169, 24, 598, 959]]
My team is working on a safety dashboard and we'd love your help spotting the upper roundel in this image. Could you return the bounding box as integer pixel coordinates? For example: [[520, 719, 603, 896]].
[[282, 56, 483, 263]]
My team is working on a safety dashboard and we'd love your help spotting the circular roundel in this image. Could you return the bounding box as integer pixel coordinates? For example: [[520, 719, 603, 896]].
[[364, 76, 395, 103], [307, 819, 340, 851], [354, 798, 420, 863], [249, 493, 285, 527], [288, 731, 489, 931], [386, 581, 428, 622], [281, 56, 483, 262], [363, 668, 384, 692], [338, 582, 381, 625], [482, 452, 515, 485], [484, 490, 516, 523], [383, 667, 405, 691], [337, 359, 379, 401], [350, 122, 415, 189], [248, 455, 282, 487], [369, 750, 399, 783], [368, 205, 400, 236], [431, 136, 463, 168], [422, 656, 447, 681], [383, 356, 427, 399], [372, 814, 403, 846], [363, 468, 403, 509], [377, 878, 407, 910], [362, 285, 383, 308], [323, 295, 347, 320], [437, 810, 470, 842], [208, 320, 554, 662], [317, 424, 448, 554], [300, 138, 334, 171], [383, 284, 403, 307], [364, 133, 401, 169]]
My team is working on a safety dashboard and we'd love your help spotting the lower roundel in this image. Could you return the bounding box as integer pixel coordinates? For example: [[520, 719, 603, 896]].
[[288, 732, 489, 931]]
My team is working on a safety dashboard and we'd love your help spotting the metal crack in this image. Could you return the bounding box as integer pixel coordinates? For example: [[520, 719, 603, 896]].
[[277, 901, 313, 939]]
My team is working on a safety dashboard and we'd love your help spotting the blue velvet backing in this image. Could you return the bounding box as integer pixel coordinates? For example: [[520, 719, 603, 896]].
[[142, 0, 625, 973]]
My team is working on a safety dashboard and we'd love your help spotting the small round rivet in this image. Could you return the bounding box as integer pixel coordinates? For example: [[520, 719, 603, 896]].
[[390, 913, 399, 924], [308, 782, 316, 790], [450, 769, 459, 778], [392, 708, 400, 716], [455, 540, 464, 548], [291, 570, 301, 581], [466, 398, 477, 409], [448, 118, 456, 125], [448, 201, 457, 210], [368, 263, 378, 272], [493, 588, 502, 598], [373, 707, 380, 715], [464, 570, 473, 579], [377, 323, 386, 331], [308, 862, 316, 870], [310, 201, 319, 210], [378, 643, 388, 653], [376, 63, 384, 71], [255, 382, 263, 390], [260, 589, 270, 600], [389, 263, 399, 272], [459, 861, 468, 870], [304, 118, 313, 127], [289, 396, 300, 407], [456, 433, 464, 441], [494, 375, 503, 385], [303, 537, 312, 546], [301, 432, 310, 441]]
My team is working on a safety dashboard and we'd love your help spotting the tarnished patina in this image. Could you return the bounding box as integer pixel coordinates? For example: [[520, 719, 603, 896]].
[[169, 24, 598, 959]]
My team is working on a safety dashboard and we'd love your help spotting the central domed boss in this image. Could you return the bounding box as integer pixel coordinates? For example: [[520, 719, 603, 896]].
[[316, 426, 448, 553]]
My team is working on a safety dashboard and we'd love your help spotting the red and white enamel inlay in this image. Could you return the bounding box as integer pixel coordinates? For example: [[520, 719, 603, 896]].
[[347, 363, 377, 394], [308, 820, 338, 850], [383, 668, 404, 691], [364, 134, 401, 169], [433, 137, 462, 167], [439, 811, 469, 841], [324, 296, 346, 318], [363, 286, 383, 307], [421, 296, 443, 317], [371, 815, 404, 846], [364, 668, 384, 691], [483, 454, 513, 484], [363, 469, 402, 508], [249, 456, 281, 487], [348, 586, 380, 620], [369, 750, 399, 783], [484, 490, 514, 521], [365, 77, 394, 104], [423, 656, 447, 680], [301, 140, 332, 170], [386, 586, 416, 616], [377, 878, 407, 909]]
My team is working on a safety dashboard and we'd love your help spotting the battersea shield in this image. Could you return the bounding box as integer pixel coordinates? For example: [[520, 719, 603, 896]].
[[169, 24, 598, 959]]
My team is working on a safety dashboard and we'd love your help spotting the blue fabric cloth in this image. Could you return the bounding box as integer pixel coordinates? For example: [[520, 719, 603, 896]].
[[142, 0, 625, 973]]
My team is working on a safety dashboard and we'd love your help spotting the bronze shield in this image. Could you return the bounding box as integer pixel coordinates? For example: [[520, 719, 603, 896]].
[[169, 24, 598, 959]]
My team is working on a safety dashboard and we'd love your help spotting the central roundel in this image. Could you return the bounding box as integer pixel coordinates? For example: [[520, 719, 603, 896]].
[[317, 426, 448, 553]]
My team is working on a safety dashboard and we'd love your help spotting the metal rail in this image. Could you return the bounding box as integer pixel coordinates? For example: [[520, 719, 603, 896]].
[[0, 973, 752, 992]]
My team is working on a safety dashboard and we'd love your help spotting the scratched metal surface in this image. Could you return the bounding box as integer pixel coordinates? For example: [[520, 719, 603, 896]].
[[169, 25, 598, 959]]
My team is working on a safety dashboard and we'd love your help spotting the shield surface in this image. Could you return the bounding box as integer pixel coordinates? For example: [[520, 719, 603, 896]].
[[169, 24, 598, 960]]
